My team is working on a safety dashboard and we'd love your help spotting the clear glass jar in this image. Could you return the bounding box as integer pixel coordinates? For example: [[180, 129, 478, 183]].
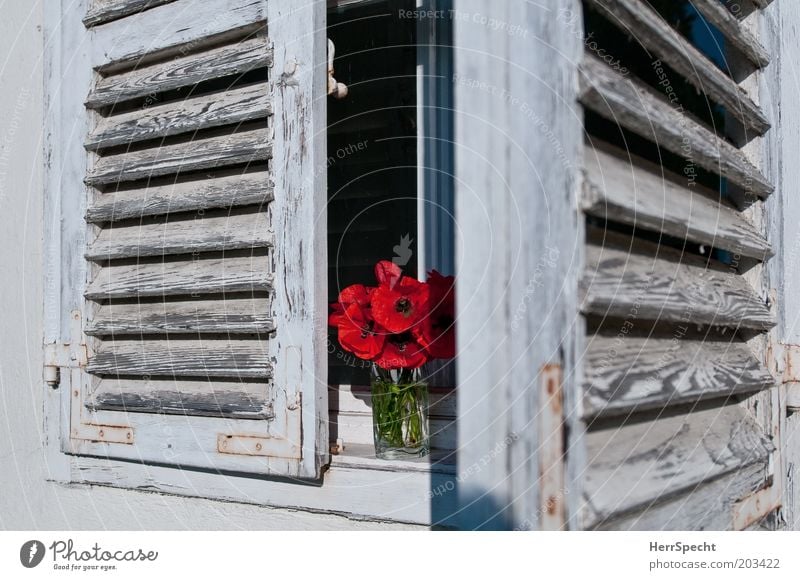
[[370, 365, 430, 459]]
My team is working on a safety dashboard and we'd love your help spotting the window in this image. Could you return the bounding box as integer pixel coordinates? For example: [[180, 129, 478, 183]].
[[325, 0, 457, 464], [43, 0, 457, 526]]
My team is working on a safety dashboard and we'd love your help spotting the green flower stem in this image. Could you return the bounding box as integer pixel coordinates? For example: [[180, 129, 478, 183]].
[[371, 366, 429, 457]]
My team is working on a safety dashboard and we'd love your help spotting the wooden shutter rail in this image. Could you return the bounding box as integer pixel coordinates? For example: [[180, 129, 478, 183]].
[[90, 0, 267, 70], [582, 405, 773, 529], [87, 377, 273, 419], [84, 0, 176, 28], [86, 84, 272, 150], [583, 334, 774, 420], [87, 36, 272, 109], [86, 171, 272, 223], [85, 298, 274, 336], [86, 338, 272, 378], [582, 143, 772, 260], [584, 0, 769, 136], [582, 239, 775, 330], [85, 128, 272, 186], [86, 211, 272, 260], [690, 0, 770, 68], [579, 55, 773, 197], [85, 255, 273, 299]]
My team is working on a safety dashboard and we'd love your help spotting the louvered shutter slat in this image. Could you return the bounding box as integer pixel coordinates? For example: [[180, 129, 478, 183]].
[[86, 83, 272, 150], [87, 377, 273, 419], [585, 0, 769, 135], [87, 339, 272, 378], [85, 171, 272, 223], [579, 55, 773, 197], [86, 35, 272, 109], [579, 0, 779, 528], [85, 256, 273, 299], [86, 211, 272, 260], [85, 127, 272, 186], [582, 144, 773, 260], [85, 298, 274, 336]]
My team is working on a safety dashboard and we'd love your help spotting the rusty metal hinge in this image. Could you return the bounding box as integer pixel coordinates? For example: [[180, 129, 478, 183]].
[[782, 344, 800, 411], [43, 341, 88, 388]]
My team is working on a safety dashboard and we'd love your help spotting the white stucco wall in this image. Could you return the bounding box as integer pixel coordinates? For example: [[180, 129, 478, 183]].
[[0, 1, 412, 531]]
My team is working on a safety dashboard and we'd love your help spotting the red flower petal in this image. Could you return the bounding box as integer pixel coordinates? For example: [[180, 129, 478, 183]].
[[336, 304, 385, 360], [338, 284, 373, 308], [374, 260, 402, 289], [374, 332, 429, 370], [371, 276, 430, 333]]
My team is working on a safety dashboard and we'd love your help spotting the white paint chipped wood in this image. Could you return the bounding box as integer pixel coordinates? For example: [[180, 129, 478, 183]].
[[90, 0, 267, 69], [85, 297, 274, 335], [86, 35, 272, 108], [86, 171, 273, 222], [85, 255, 273, 299], [85, 127, 272, 186], [87, 83, 272, 150], [583, 335, 775, 419], [582, 144, 772, 260], [86, 211, 272, 260], [579, 54, 773, 197], [585, 0, 769, 135]]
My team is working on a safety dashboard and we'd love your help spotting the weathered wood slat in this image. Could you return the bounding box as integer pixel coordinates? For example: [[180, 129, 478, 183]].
[[86, 339, 272, 378], [90, 0, 267, 69], [579, 55, 773, 197], [87, 377, 272, 418], [582, 236, 775, 330], [591, 461, 770, 530], [85, 128, 271, 186], [585, 0, 768, 135], [582, 405, 774, 528], [86, 211, 271, 260], [87, 35, 271, 109], [582, 144, 773, 260], [85, 255, 272, 299], [86, 83, 271, 150], [583, 334, 774, 419], [690, 0, 770, 68], [86, 171, 272, 223], [85, 298, 273, 335], [83, 0, 176, 27]]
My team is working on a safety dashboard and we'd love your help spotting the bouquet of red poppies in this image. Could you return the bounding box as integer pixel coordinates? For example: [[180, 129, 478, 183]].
[[329, 260, 455, 370]]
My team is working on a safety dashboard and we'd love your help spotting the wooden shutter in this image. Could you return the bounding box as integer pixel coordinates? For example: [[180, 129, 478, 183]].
[[579, 0, 779, 528], [47, 0, 327, 478]]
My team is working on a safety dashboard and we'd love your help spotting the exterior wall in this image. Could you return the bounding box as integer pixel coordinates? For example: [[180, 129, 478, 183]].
[[0, 1, 412, 531]]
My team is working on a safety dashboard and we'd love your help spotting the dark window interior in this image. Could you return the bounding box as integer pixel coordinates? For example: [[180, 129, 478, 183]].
[[327, 0, 418, 385]]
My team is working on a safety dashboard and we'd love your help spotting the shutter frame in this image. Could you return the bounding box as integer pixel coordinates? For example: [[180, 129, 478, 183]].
[[45, 0, 329, 479]]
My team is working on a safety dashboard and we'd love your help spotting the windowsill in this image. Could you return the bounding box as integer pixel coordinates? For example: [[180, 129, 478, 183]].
[[331, 443, 456, 474]]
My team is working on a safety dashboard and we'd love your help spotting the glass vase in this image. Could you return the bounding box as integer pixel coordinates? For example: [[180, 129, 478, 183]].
[[370, 365, 430, 459]]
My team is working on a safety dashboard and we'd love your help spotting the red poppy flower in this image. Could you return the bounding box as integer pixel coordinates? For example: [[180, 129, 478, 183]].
[[339, 284, 373, 307], [374, 332, 429, 370], [374, 260, 402, 289], [371, 275, 430, 333], [335, 303, 385, 360], [414, 270, 456, 359], [329, 302, 346, 327]]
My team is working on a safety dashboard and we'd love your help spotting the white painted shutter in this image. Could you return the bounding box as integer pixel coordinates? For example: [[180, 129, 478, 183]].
[[579, 0, 779, 528], [48, 0, 327, 478]]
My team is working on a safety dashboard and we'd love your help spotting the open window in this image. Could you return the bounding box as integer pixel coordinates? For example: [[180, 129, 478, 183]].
[[44, 0, 458, 526], [325, 0, 457, 464]]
